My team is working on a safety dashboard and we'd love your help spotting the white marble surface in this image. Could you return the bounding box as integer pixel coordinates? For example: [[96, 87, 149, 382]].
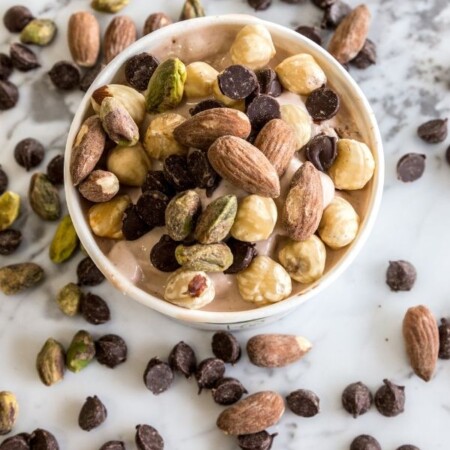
[[1, 0, 450, 449]]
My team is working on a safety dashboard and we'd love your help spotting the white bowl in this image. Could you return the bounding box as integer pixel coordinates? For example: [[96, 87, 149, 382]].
[[65, 14, 384, 330]]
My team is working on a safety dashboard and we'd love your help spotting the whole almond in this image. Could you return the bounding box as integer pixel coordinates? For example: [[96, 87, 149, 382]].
[[328, 4, 372, 64], [78, 170, 120, 203], [282, 161, 323, 241], [103, 16, 137, 64], [68, 12, 100, 68], [254, 119, 297, 176], [173, 108, 251, 150], [403, 305, 439, 382], [217, 391, 285, 435], [247, 334, 312, 368], [143, 12, 172, 35], [208, 136, 280, 198]]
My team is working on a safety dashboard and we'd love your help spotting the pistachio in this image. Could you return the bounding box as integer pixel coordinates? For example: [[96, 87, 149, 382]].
[[180, 0, 206, 20], [49, 215, 79, 264], [0, 262, 44, 295], [145, 58, 187, 113], [166, 191, 202, 241], [175, 243, 233, 272], [57, 282, 83, 316], [78, 170, 120, 203], [28, 173, 61, 221], [0, 391, 19, 435], [194, 195, 238, 244], [36, 338, 65, 386], [20, 19, 57, 46], [0, 191, 20, 231], [66, 330, 96, 373], [91, 0, 129, 13], [100, 97, 139, 146]]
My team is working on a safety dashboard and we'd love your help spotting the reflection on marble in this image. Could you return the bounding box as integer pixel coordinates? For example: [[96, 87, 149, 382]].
[[1, 0, 450, 448]]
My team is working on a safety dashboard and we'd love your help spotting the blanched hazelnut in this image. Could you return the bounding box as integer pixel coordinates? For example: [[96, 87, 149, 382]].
[[185, 62, 218, 99], [281, 104, 313, 149]]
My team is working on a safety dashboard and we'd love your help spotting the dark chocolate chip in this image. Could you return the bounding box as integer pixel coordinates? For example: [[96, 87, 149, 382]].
[[81, 293, 111, 325], [446, 145, 450, 165], [77, 257, 105, 286], [80, 64, 105, 92], [163, 155, 196, 191], [280, 0, 302, 3], [0, 54, 13, 81], [417, 118, 448, 143], [237, 431, 277, 450], [29, 429, 59, 450], [48, 61, 80, 90], [396, 153, 426, 182], [189, 99, 224, 116], [122, 204, 152, 241], [168, 341, 197, 378], [46, 155, 64, 185], [78, 396, 107, 432], [350, 435, 381, 450], [321, 1, 352, 29], [386, 260, 416, 292], [246, 94, 281, 132], [0, 433, 30, 450], [10, 43, 40, 71], [341, 382, 373, 418], [438, 318, 450, 360], [295, 26, 322, 46], [95, 334, 127, 368], [224, 238, 257, 274], [142, 170, 175, 197], [218, 65, 258, 100], [135, 424, 164, 450], [195, 358, 226, 392], [0, 229, 22, 255], [212, 377, 247, 405], [3, 6, 34, 32], [125, 53, 160, 91], [306, 87, 340, 121], [374, 379, 405, 417], [304, 134, 337, 171], [136, 191, 169, 227], [286, 389, 320, 417], [150, 234, 181, 272], [211, 331, 241, 364], [187, 148, 219, 189], [0, 166, 8, 194], [99, 441, 126, 450], [0, 80, 19, 110], [396, 446, 420, 450], [247, 0, 272, 10], [14, 138, 45, 171], [143, 357, 174, 395], [312, 0, 336, 8], [351, 39, 377, 69], [256, 68, 282, 97]]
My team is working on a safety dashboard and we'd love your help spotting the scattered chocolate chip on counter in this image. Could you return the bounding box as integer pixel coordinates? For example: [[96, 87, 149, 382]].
[[237, 430, 277, 450], [168, 341, 197, 378], [14, 138, 45, 171], [212, 377, 247, 405], [386, 260, 417, 292], [212, 331, 241, 364], [374, 379, 405, 417], [78, 395, 108, 431], [0, 54, 13, 81], [396, 153, 426, 182], [0, 433, 31, 450], [350, 434, 381, 450], [321, 1, 352, 29], [438, 318, 450, 359], [286, 389, 320, 417], [99, 441, 126, 450], [247, 0, 272, 11], [351, 39, 377, 69], [0, 229, 22, 256], [417, 118, 448, 143], [0, 166, 8, 194], [9, 43, 40, 71], [396, 446, 420, 450], [29, 428, 59, 450], [135, 424, 164, 450], [80, 293, 111, 325], [196, 357, 226, 392], [143, 357, 174, 395], [0, 80, 19, 110], [3, 5, 34, 33], [46, 155, 64, 185], [95, 334, 128, 368], [342, 381, 373, 418], [295, 26, 322, 46], [77, 257, 105, 286], [48, 61, 81, 90]]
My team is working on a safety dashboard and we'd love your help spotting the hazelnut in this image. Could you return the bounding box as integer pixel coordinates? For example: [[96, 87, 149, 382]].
[[185, 62, 218, 99]]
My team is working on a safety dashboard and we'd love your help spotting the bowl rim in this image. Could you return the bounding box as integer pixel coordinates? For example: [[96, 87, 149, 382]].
[[65, 14, 384, 325]]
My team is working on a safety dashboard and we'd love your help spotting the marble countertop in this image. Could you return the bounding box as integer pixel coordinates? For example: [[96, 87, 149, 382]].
[[1, 0, 449, 448]]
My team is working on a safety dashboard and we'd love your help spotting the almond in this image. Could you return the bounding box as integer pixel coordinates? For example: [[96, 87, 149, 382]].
[[173, 108, 251, 150], [208, 136, 280, 198], [282, 162, 323, 241], [103, 16, 137, 64], [217, 391, 285, 435], [328, 5, 372, 64], [247, 334, 312, 368], [403, 305, 439, 382], [254, 119, 297, 176], [68, 12, 100, 68]]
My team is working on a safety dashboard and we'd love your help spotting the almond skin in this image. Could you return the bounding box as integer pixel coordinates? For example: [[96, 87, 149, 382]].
[[68, 12, 100, 68], [217, 391, 285, 435], [78, 170, 119, 203], [173, 108, 251, 150], [403, 305, 439, 382], [282, 162, 323, 241], [103, 16, 137, 64], [247, 334, 312, 368]]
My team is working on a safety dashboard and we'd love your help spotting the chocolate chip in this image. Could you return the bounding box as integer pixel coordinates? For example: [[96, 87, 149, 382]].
[[46, 155, 64, 185], [77, 257, 105, 286], [396, 153, 426, 182], [312, 0, 336, 8], [189, 99, 224, 116], [163, 155, 195, 191], [95, 334, 127, 368], [0, 433, 30, 450], [218, 65, 258, 100], [195, 357, 226, 392], [396, 446, 420, 450], [187, 148, 219, 189], [29, 429, 59, 450], [306, 87, 340, 121], [247, 0, 272, 10], [386, 260, 416, 292], [0, 166, 8, 194], [438, 318, 450, 359], [224, 238, 257, 274], [286, 389, 320, 417], [122, 204, 152, 241], [80, 64, 105, 92], [168, 341, 197, 378], [237, 431, 277, 450], [212, 331, 241, 364], [10, 43, 40, 71], [351, 39, 377, 69], [125, 53, 160, 91], [280, 0, 302, 3], [135, 424, 164, 450], [304, 134, 338, 171], [246, 94, 281, 132], [3, 6, 34, 32], [341, 382, 373, 418], [81, 293, 111, 325], [48, 61, 80, 90], [143, 357, 174, 395], [136, 191, 169, 228], [321, 1, 352, 29], [14, 138, 45, 171], [150, 234, 180, 272], [0, 229, 22, 255], [99, 441, 126, 450], [212, 377, 247, 405], [295, 26, 322, 46], [142, 170, 175, 197], [417, 118, 448, 143], [374, 379, 405, 417], [256, 68, 282, 97], [0, 80, 19, 110], [0, 54, 13, 80], [78, 396, 107, 432], [350, 435, 381, 450]]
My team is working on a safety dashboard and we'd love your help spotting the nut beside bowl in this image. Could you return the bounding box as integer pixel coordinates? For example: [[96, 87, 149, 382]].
[[65, 15, 384, 330]]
